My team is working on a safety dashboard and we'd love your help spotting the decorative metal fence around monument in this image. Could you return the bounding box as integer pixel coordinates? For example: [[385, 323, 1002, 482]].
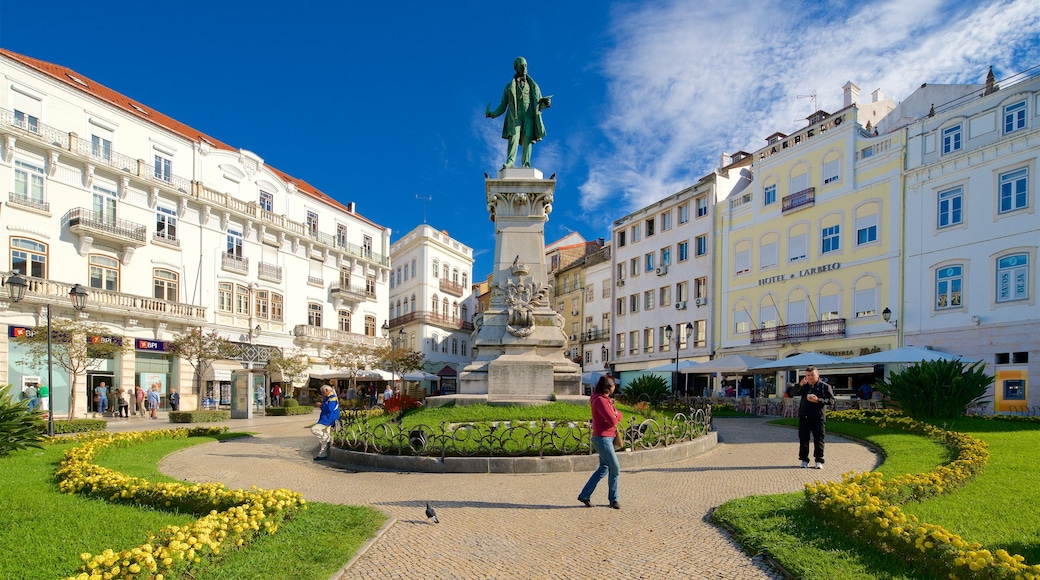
[[332, 403, 712, 459]]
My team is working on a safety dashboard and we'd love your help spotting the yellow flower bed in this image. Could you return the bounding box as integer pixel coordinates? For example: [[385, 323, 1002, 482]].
[[806, 410, 1040, 579], [55, 427, 306, 580]]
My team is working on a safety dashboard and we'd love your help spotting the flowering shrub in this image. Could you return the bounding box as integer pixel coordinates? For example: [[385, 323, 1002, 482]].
[[382, 395, 423, 415], [806, 409, 1040, 579], [56, 427, 305, 580]]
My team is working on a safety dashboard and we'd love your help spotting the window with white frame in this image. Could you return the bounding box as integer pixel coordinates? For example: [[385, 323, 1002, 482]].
[[644, 290, 654, 310], [942, 124, 962, 154], [1003, 101, 1026, 134], [153, 268, 178, 301], [660, 285, 671, 307], [763, 184, 777, 206], [154, 153, 172, 183], [363, 235, 373, 258], [643, 328, 654, 353], [788, 298, 807, 324], [92, 183, 118, 226], [339, 310, 351, 332], [856, 214, 877, 245], [13, 159, 45, 204], [88, 254, 119, 291], [938, 187, 963, 227], [696, 196, 707, 217], [822, 156, 840, 184], [854, 286, 877, 318], [271, 292, 283, 322], [13, 108, 39, 133], [255, 290, 269, 319], [631, 224, 641, 243], [630, 257, 639, 276], [820, 292, 841, 320], [645, 252, 655, 272], [412, 259, 417, 278], [11, 237, 47, 278], [760, 238, 777, 268], [629, 331, 638, 355], [617, 230, 626, 247], [661, 246, 671, 266], [821, 224, 840, 253], [629, 294, 639, 313], [694, 277, 706, 299], [226, 228, 243, 258], [218, 282, 233, 312], [789, 231, 807, 262], [91, 133, 112, 162], [234, 284, 248, 315], [695, 235, 707, 256], [661, 210, 672, 230], [760, 304, 778, 328], [646, 217, 655, 237], [734, 245, 750, 275], [308, 303, 323, 326], [259, 190, 273, 212], [998, 167, 1028, 213], [734, 310, 750, 334], [616, 297, 625, 316], [336, 224, 347, 247], [996, 254, 1029, 303], [678, 241, 689, 262], [616, 262, 625, 280], [156, 205, 177, 243], [677, 280, 689, 302], [679, 203, 690, 223], [306, 211, 319, 235], [935, 265, 962, 309]]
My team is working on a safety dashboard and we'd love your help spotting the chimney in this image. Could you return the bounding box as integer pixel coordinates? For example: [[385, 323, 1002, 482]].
[[871, 88, 884, 103], [347, 201, 355, 213], [719, 153, 732, 168], [842, 81, 860, 107]]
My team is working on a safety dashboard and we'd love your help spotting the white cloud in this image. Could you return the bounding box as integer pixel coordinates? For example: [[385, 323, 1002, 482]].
[[580, 0, 1040, 216]]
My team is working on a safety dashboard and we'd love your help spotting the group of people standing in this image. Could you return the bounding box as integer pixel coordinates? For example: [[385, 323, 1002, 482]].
[[92, 382, 168, 419], [19, 383, 48, 414]]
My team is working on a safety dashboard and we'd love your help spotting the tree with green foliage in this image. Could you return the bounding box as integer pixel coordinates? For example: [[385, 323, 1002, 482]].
[[621, 373, 671, 405], [166, 328, 238, 410], [266, 349, 309, 398], [0, 384, 42, 456], [325, 341, 378, 393], [873, 359, 993, 420], [372, 343, 425, 375], [13, 318, 129, 420]]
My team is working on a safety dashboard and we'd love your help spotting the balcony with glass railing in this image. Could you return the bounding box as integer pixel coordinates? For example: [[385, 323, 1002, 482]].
[[62, 207, 147, 246], [750, 318, 845, 344]]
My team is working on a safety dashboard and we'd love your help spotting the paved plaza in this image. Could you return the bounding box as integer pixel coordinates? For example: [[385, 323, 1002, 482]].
[[107, 414, 880, 578]]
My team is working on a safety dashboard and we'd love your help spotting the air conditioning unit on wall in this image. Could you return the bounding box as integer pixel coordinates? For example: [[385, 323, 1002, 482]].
[[616, 279, 625, 286], [695, 297, 707, 306], [655, 266, 668, 276], [675, 301, 687, 310]]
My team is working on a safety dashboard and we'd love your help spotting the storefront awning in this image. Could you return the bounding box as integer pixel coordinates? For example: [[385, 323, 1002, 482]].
[[202, 360, 245, 382]]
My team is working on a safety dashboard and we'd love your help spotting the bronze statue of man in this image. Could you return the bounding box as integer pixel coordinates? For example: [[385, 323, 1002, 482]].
[[486, 57, 551, 169]]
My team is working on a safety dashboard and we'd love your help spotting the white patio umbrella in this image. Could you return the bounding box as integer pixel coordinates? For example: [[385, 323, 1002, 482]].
[[840, 345, 972, 365], [403, 371, 440, 381], [749, 352, 848, 371], [641, 360, 702, 373], [681, 354, 771, 374]]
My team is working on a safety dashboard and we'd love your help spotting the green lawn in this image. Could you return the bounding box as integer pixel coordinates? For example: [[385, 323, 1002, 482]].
[[0, 434, 385, 580], [713, 417, 1040, 579]]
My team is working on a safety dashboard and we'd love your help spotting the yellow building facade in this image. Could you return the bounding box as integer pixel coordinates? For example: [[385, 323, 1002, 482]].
[[715, 107, 902, 391]]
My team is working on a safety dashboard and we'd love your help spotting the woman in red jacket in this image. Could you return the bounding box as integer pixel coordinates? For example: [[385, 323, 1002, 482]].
[[578, 374, 623, 509]]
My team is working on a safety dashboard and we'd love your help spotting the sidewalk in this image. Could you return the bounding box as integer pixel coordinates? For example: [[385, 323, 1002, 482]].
[[152, 416, 880, 579]]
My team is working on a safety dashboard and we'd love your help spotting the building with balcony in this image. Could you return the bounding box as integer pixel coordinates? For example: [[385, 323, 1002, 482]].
[[609, 173, 721, 390], [545, 233, 603, 364], [388, 225, 474, 392], [903, 69, 1040, 411], [580, 243, 612, 375], [715, 83, 902, 393], [0, 49, 391, 416]]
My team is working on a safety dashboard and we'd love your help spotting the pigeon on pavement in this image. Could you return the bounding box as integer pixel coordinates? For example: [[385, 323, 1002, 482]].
[[425, 503, 439, 524]]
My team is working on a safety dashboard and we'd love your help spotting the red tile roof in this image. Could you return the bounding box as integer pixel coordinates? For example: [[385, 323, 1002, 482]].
[[1, 48, 383, 229]]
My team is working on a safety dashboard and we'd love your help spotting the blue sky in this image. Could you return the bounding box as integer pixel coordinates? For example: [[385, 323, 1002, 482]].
[[2, 0, 1038, 278]]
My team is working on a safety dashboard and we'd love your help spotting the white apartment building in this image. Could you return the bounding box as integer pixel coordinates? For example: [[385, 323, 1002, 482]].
[[610, 176, 720, 392], [388, 225, 474, 393], [580, 242, 612, 374], [903, 70, 1040, 411], [0, 49, 391, 416]]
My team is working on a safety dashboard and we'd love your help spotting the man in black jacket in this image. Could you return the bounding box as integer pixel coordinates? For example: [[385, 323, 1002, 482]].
[[797, 366, 836, 469]]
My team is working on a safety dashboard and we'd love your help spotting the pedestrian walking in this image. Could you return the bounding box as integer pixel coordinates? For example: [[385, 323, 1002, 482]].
[[117, 388, 129, 418], [147, 385, 161, 420], [94, 382, 109, 416], [135, 385, 145, 416], [311, 385, 341, 461], [578, 374, 623, 510], [169, 390, 180, 412], [796, 366, 836, 469]]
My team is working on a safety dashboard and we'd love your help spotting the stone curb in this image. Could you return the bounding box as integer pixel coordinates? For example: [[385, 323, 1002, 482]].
[[328, 431, 718, 473], [329, 517, 398, 580]]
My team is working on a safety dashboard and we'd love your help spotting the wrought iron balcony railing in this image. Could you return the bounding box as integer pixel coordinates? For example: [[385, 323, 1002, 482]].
[[750, 318, 845, 344]]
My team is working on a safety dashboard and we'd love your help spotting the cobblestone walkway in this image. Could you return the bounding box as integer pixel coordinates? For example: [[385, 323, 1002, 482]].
[[156, 415, 879, 579]]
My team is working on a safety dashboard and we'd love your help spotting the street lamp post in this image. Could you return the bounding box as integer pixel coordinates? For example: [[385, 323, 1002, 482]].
[[664, 322, 694, 396], [6, 274, 89, 436]]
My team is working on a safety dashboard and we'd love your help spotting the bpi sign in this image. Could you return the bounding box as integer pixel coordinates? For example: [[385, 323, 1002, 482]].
[[135, 339, 167, 351]]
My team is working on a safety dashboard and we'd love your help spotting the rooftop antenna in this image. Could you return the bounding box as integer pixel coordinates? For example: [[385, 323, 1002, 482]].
[[416, 194, 432, 224], [797, 89, 818, 117]]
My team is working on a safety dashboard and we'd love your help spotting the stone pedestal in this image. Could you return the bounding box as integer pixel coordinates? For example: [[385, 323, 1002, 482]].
[[458, 168, 581, 401]]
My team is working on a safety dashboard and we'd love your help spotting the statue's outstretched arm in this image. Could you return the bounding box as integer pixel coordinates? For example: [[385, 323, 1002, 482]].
[[487, 85, 510, 118]]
